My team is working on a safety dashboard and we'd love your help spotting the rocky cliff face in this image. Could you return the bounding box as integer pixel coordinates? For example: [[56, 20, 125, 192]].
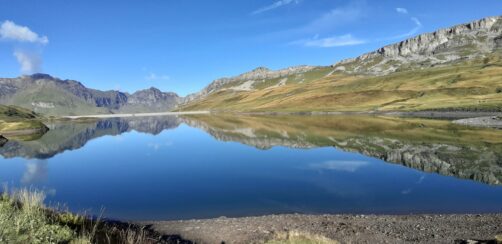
[[183, 65, 316, 103], [333, 16, 502, 75], [0, 74, 180, 115]]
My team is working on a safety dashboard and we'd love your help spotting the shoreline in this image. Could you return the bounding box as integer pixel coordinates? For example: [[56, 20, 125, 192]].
[[60, 110, 502, 129], [63, 110, 502, 119], [213, 110, 502, 119], [62, 110, 210, 119], [141, 213, 502, 244]]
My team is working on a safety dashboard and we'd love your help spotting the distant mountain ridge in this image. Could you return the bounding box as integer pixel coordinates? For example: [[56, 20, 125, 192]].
[[0, 74, 180, 115], [180, 15, 502, 112], [182, 15, 502, 104], [1, 15, 502, 115], [333, 16, 502, 75], [183, 65, 318, 103]]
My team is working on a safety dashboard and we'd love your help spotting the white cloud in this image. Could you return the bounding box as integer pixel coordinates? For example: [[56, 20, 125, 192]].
[[416, 175, 426, 184], [303, 1, 366, 33], [394, 17, 422, 39], [13, 50, 42, 74], [251, 0, 301, 15], [293, 34, 365, 48], [21, 160, 48, 184], [310, 160, 369, 172], [411, 17, 422, 26], [282, 1, 365, 44], [396, 7, 408, 14], [147, 141, 173, 151], [0, 20, 48, 45], [385, 8, 423, 40], [145, 72, 170, 81]]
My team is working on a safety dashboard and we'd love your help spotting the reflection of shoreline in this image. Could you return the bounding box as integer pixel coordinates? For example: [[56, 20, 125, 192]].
[[1, 114, 501, 185], [0, 116, 181, 159], [63, 111, 209, 119], [181, 115, 502, 185]]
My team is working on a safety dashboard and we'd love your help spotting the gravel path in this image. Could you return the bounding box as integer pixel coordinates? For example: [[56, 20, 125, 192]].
[[143, 214, 502, 244]]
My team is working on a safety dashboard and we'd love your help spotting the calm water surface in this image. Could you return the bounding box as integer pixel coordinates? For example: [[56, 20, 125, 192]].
[[0, 115, 501, 220]]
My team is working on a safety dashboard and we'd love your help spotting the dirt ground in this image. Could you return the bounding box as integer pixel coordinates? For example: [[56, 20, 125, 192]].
[[142, 214, 502, 244]]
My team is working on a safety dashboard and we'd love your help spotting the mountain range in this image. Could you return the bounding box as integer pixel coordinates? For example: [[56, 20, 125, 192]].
[[181, 15, 502, 112], [1, 16, 502, 116], [0, 74, 180, 116]]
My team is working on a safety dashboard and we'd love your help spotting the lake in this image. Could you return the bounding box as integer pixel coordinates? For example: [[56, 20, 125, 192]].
[[0, 114, 501, 221]]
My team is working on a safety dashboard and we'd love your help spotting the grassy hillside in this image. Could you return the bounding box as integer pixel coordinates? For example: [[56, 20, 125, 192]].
[[0, 105, 48, 140], [181, 55, 502, 112], [0, 104, 40, 121], [7, 84, 110, 116]]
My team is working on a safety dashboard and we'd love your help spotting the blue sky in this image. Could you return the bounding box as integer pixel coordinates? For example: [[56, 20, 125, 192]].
[[0, 0, 501, 96]]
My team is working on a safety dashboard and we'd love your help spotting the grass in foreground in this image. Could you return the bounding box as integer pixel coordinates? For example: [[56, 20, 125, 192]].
[[0, 188, 87, 243], [0, 187, 162, 244]]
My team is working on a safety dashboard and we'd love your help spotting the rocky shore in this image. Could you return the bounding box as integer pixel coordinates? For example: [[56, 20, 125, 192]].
[[453, 116, 502, 128], [143, 214, 502, 244]]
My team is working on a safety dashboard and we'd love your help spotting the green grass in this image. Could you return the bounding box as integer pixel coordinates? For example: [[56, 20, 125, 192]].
[[0, 105, 40, 121], [0, 120, 46, 132], [0, 188, 88, 244], [0, 105, 49, 140], [0, 187, 160, 244]]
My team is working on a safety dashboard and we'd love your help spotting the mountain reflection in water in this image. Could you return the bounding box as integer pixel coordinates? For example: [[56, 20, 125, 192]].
[[1, 114, 501, 186]]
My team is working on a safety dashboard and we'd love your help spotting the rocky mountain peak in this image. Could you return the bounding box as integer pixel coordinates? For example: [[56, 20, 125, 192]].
[[27, 73, 55, 80], [182, 65, 317, 103], [127, 86, 180, 111], [333, 15, 502, 75], [144, 87, 162, 93], [250, 67, 270, 73], [0, 73, 181, 115]]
